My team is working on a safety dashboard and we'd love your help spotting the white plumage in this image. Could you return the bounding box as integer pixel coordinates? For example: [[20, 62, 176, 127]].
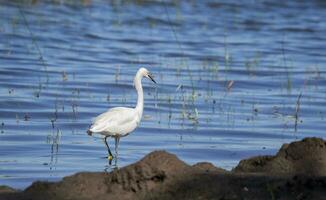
[[87, 67, 156, 162], [90, 107, 140, 136]]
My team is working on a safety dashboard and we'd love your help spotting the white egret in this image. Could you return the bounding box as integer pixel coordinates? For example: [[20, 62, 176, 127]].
[[87, 67, 156, 162]]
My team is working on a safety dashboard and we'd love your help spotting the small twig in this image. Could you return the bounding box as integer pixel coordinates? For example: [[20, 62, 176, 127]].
[[294, 92, 302, 133], [227, 80, 234, 92], [18, 6, 49, 81]]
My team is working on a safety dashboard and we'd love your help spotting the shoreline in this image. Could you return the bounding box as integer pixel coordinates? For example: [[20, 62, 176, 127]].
[[1, 137, 326, 200]]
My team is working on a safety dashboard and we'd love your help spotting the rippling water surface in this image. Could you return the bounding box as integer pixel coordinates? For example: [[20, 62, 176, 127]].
[[0, 0, 325, 189]]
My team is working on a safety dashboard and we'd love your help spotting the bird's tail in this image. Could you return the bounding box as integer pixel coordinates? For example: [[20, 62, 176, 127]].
[[87, 124, 93, 136], [87, 129, 93, 136]]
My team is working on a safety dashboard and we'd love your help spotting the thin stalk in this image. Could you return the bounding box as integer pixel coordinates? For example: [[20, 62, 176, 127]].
[[294, 92, 302, 133]]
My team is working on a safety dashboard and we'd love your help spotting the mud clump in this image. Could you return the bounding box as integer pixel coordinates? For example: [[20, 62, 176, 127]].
[[234, 137, 326, 176], [0, 186, 16, 194], [1, 137, 326, 200]]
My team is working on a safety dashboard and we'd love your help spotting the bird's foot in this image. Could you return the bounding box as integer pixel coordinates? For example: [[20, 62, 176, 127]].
[[107, 154, 114, 166]]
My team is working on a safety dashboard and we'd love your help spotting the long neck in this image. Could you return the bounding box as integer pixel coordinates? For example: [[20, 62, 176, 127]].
[[134, 73, 144, 117]]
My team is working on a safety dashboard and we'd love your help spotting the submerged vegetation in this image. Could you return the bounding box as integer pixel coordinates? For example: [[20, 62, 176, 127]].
[[1, 0, 324, 132], [0, 0, 324, 138]]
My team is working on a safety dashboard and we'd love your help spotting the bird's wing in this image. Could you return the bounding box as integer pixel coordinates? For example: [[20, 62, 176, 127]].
[[89, 107, 136, 133]]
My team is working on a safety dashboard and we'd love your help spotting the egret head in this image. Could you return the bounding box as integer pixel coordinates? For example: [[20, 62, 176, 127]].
[[139, 67, 156, 84]]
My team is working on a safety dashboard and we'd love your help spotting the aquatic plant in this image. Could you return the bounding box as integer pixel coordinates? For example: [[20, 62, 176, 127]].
[[1, 122, 4, 134], [294, 92, 303, 133]]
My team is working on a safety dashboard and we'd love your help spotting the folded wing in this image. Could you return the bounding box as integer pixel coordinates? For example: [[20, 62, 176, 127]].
[[89, 107, 138, 135]]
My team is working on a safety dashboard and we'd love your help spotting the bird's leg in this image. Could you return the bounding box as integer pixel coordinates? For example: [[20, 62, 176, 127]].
[[104, 136, 113, 161], [114, 136, 120, 159]]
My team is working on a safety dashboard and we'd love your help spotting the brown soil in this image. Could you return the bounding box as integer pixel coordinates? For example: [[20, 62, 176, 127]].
[[1, 137, 326, 200], [234, 137, 326, 176]]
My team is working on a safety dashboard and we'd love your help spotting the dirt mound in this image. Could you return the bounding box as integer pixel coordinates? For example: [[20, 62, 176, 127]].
[[0, 186, 16, 194], [2, 137, 326, 200], [5, 151, 223, 200], [234, 137, 326, 176]]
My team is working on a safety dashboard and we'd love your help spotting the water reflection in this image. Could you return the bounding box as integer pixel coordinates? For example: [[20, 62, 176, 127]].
[[46, 129, 61, 170], [105, 157, 119, 172]]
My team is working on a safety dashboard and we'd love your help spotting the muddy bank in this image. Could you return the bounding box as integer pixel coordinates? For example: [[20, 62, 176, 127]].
[[1, 137, 326, 200]]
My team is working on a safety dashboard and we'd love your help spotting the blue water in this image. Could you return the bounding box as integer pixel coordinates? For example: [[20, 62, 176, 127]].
[[0, 0, 325, 189]]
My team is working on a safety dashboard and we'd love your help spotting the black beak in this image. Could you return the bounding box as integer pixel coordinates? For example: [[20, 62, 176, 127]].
[[148, 74, 156, 84]]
